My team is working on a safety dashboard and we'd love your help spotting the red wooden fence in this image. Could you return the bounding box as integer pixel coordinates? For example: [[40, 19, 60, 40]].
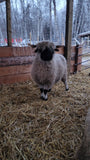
[[0, 46, 82, 84]]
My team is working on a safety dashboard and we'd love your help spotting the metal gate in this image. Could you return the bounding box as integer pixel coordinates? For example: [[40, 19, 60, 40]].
[[74, 43, 90, 73]]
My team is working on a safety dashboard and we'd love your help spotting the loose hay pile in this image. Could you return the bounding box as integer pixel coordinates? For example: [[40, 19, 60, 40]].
[[0, 70, 90, 160]]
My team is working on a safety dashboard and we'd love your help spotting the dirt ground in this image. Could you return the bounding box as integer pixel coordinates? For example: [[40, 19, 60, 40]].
[[0, 69, 90, 160]]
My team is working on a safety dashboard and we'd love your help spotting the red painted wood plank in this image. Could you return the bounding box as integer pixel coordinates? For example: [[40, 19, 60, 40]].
[[0, 46, 76, 58], [0, 73, 32, 84], [0, 47, 12, 57], [0, 46, 66, 58], [78, 47, 83, 55], [70, 60, 75, 73], [71, 46, 76, 53], [77, 56, 82, 71], [0, 64, 32, 77], [55, 46, 65, 54], [0, 47, 35, 57], [0, 56, 35, 67]]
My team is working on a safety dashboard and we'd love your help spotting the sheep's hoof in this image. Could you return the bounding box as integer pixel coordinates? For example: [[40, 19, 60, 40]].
[[44, 98, 48, 101], [66, 88, 69, 91], [41, 91, 48, 100], [41, 96, 48, 101]]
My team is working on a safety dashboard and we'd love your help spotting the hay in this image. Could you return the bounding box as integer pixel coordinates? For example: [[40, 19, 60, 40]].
[[0, 69, 90, 160]]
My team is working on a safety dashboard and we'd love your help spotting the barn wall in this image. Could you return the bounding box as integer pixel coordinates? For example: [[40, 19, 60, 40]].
[[0, 46, 82, 84]]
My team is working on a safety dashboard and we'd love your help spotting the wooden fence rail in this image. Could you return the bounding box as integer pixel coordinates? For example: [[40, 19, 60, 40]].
[[0, 45, 82, 84]]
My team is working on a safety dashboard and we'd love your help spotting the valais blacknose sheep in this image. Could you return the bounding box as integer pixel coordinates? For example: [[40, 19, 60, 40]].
[[31, 41, 69, 100]]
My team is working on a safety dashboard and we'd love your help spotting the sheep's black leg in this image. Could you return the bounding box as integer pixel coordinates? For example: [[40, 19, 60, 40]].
[[40, 88, 44, 93], [40, 88, 48, 100], [40, 88, 50, 100], [40, 88, 44, 99], [43, 89, 48, 100]]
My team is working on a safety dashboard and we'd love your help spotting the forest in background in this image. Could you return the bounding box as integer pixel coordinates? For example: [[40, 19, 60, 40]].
[[0, 0, 90, 45]]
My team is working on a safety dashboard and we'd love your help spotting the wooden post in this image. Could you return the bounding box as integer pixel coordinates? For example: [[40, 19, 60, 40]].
[[6, 0, 12, 46], [64, 0, 73, 75], [74, 45, 79, 73]]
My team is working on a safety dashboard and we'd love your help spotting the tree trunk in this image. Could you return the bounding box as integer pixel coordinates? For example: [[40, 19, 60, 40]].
[[50, 0, 52, 41], [6, 0, 12, 46], [53, 0, 59, 43]]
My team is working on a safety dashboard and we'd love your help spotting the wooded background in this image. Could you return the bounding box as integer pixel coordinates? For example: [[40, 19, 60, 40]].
[[0, 0, 90, 45]]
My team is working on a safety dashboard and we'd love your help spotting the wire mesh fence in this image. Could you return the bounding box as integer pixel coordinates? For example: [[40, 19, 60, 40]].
[[0, 1, 7, 46], [0, 0, 66, 46], [73, 44, 90, 73], [0, 0, 90, 47]]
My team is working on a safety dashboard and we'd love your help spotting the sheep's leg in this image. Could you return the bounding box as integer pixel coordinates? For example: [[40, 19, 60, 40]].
[[65, 81, 69, 91], [40, 88, 48, 100], [62, 78, 69, 91], [43, 89, 48, 100], [40, 88, 44, 99]]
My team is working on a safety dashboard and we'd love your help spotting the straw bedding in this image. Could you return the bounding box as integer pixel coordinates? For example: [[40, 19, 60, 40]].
[[0, 69, 90, 160]]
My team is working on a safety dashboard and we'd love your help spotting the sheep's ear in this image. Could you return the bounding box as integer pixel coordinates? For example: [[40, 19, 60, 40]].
[[54, 48, 59, 51], [28, 44, 37, 48], [54, 45, 60, 51], [28, 44, 36, 47], [35, 48, 38, 52]]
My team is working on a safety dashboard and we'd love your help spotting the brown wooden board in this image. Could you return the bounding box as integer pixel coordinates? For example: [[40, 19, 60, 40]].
[[0, 46, 82, 84], [0, 56, 35, 67], [0, 47, 35, 57], [0, 64, 31, 77], [71, 46, 76, 53], [70, 60, 75, 73], [0, 46, 73, 58], [0, 73, 31, 84], [55, 46, 64, 54], [77, 56, 82, 71]]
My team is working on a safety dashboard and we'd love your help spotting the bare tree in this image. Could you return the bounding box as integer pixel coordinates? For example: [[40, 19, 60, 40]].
[[53, 0, 59, 42], [49, 0, 52, 41]]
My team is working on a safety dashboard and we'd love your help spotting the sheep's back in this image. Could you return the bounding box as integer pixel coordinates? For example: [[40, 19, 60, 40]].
[[54, 54, 67, 83]]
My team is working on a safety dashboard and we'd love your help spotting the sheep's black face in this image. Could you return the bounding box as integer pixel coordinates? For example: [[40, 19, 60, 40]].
[[40, 47, 54, 61], [35, 46, 54, 61], [34, 41, 59, 61]]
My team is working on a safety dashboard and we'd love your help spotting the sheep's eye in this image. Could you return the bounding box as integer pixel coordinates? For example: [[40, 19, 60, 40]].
[[55, 48, 59, 51], [35, 48, 38, 52]]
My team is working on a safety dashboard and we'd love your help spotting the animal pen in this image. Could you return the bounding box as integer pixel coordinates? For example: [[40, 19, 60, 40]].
[[0, 0, 90, 160], [0, 0, 83, 84]]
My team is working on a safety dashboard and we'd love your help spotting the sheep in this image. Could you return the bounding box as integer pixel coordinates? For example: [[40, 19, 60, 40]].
[[31, 41, 69, 100]]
